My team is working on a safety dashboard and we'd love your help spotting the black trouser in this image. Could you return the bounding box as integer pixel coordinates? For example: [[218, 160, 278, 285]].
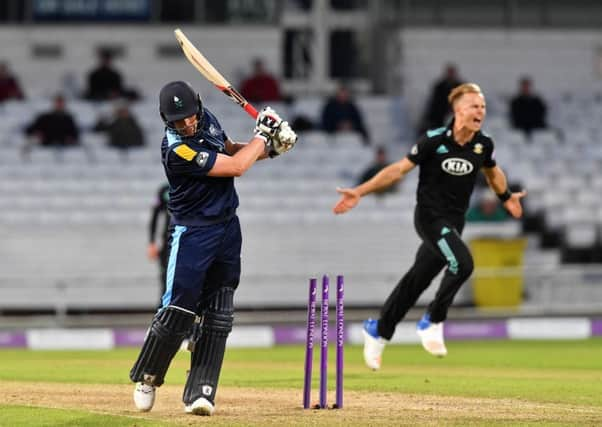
[[377, 207, 474, 340]]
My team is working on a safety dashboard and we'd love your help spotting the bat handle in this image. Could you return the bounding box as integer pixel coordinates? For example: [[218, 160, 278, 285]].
[[244, 103, 259, 119]]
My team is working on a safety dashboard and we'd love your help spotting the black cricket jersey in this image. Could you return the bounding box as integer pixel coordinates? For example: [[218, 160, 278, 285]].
[[161, 108, 238, 225], [407, 122, 496, 217]]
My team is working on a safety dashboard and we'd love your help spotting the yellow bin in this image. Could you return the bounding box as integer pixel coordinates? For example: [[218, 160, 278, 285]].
[[470, 238, 527, 307]]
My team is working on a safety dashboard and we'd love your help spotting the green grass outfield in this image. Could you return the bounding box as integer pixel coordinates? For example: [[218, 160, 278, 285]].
[[1, 339, 602, 426]]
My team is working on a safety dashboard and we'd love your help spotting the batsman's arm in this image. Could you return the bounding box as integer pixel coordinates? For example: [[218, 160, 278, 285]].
[[208, 137, 267, 177], [224, 138, 246, 155], [225, 138, 270, 160]]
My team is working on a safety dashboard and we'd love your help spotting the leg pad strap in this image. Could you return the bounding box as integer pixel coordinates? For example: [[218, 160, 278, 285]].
[[130, 306, 195, 386]]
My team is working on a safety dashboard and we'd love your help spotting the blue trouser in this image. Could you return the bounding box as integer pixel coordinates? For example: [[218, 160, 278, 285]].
[[378, 207, 474, 340], [162, 216, 242, 313]]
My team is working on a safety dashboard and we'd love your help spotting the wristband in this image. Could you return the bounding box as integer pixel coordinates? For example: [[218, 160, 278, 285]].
[[497, 189, 512, 202], [254, 132, 269, 143], [254, 132, 273, 157]]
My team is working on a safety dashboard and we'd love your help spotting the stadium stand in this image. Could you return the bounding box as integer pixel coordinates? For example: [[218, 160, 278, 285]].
[[4, 86, 602, 312], [0, 89, 590, 313], [2, 18, 602, 316]]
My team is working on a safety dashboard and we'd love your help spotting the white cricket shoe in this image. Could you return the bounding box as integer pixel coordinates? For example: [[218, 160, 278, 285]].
[[133, 382, 156, 412], [362, 318, 388, 370], [185, 397, 215, 416], [416, 313, 447, 357]]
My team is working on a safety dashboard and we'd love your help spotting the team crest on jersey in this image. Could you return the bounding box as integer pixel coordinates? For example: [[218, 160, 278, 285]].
[[209, 124, 219, 136], [441, 158, 474, 176], [410, 145, 418, 155], [196, 151, 209, 167], [473, 143, 483, 154]]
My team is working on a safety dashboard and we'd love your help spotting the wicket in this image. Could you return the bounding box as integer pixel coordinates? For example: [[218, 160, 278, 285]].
[[303, 274, 344, 409]]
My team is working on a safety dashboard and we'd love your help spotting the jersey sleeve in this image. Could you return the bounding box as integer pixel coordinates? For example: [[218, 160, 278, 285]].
[[406, 135, 436, 165], [482, 137, 497, 168], [167, 143, 217, 177]]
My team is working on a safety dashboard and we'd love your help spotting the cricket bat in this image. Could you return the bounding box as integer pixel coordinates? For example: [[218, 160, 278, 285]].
[[174, 28, 259, 119]]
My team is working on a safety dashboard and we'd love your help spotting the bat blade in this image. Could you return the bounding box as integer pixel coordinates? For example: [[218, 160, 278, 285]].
[[174, 28, 230, 89], [174, 28, 258, 118]]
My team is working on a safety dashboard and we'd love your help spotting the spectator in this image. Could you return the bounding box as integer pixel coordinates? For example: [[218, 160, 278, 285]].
[[84, 50, 140, 101], [466, 190, 509, 222], [93, 101, 145, 150], [0, 62, 25, 103], [24, 95, 79, 148], [288, 0, 312, 10], [357, 146, 397, 195], [321, 85, 370, 144], [510, 76, 547, 138], [240, 58, 282, 103], [420, 63, 462, 134], [84, 50, 123, 101]]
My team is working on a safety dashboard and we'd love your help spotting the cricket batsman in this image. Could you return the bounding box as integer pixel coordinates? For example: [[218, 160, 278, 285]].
[[130, 81, 297, 415]]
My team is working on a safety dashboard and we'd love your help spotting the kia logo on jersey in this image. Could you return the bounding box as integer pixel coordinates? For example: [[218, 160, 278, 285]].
[[441, 158, 474, 176]]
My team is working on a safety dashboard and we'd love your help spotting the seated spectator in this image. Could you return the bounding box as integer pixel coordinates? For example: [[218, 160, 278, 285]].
[[93, 101, 145, 150], [357, 146, 397, 195], [240, 58, 282, 103], [24, 95, 79, 148], [419, 63, 462, 134], [321, 85, 370, 144], [287, 0, 312, 11], [466, 190, 509, 222], [0, 62, 25, 103], [84, 50, 139, 101], [510, 76, 547, 138]]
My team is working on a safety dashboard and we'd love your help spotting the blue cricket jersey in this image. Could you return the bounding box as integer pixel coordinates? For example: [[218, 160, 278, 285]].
[[161, 108, 239, 225]]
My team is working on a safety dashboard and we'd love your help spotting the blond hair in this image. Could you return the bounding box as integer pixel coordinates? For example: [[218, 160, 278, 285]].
[[448, 83, 483, 106]]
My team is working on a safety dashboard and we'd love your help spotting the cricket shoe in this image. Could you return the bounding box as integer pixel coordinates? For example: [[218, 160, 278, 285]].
[[185, 397, 215, 416], [416, 313, 447, 357], [362, 318, 388, 370], [133, 382, 156, 412]]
